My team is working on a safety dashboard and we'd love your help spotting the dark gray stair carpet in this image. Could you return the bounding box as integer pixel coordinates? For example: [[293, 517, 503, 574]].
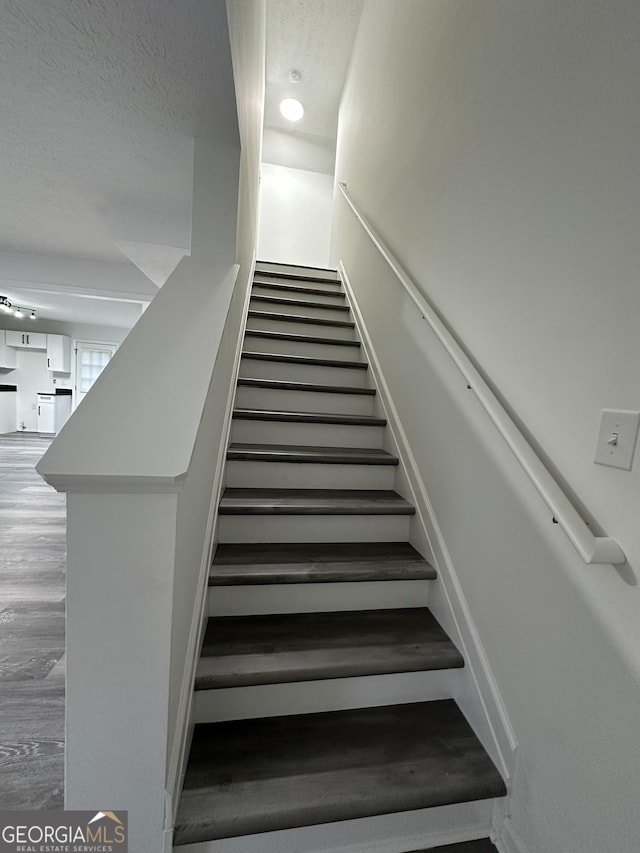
[[195, 608, 464, 689], [244, 329, 361, 347], [210, 541, 436, 585], [248, 309, 354, 328], [251, 294, 350, 312], [227, 444, 398, 465], [252, 281, 346, 299], [410, 840, 498, 852], [232, 408, 386, 426], [173, 700, 506, 844], [241, 351, 367, 370], [237, 377, 375, 395], [218, 488, 415, 516]]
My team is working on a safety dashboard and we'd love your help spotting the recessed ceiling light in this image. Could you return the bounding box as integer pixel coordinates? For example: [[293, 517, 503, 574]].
[[280, 98, 304, 122]]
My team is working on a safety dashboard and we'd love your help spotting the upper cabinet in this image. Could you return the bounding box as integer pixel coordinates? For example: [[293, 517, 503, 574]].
[[46, 334, 72, 373], [0, 331, 17, 369], [5, 330, 47, 350], [0, 331, 72, 373]]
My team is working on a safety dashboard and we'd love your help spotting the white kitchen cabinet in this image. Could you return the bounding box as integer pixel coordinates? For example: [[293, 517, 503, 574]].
[[37, 393, 56, 433], [47, 334, 72, 372], [0, 331, 17, 369], [0, 386, 17, 433], [5, 330, 47, 350]]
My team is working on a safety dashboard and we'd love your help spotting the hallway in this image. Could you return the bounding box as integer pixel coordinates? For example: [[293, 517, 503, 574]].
[[0, 432, 65, 808]]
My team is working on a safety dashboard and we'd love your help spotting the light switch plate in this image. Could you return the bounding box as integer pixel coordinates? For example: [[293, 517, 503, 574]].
[[594, 409, 640, 470]]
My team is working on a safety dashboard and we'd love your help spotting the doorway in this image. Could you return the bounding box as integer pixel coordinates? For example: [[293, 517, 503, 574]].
[[74, 341, 117, 409]]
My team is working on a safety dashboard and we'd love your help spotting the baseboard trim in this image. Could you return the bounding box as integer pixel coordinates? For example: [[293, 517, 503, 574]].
[[497, 818, 532, 853], [338, 260, 517, 786], [166, 254, 256, 826]]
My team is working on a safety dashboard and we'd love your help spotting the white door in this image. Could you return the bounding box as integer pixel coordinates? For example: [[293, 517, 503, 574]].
[[74, 342, 117, 408]]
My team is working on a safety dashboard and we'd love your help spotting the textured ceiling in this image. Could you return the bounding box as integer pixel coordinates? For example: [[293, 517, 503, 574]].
[[263, 0, 363, 171], [0, 0, 364, 327], [0, 0, 237, 264], [0, 288, 143, 328], [0, 0, 237, 327]]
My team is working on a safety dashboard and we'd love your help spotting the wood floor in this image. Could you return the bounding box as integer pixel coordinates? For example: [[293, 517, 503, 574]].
[[0, 432, 65, 809]]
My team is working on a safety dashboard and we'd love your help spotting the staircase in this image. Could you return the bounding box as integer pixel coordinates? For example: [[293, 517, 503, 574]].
[[174, 262, 505, 852]]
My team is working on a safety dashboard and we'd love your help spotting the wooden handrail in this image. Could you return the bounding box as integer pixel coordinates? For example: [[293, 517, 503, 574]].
[[337, 181, 625, 565]]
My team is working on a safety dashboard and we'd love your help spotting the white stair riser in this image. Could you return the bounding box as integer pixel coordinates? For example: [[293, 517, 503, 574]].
[[235, 386, 375, 416], [239, 358, 368, 387], [230, 419, 385, 449], [173, 799, 497, 853], [217, 514, 412, 544], [208, 579, 430, 616], [246, 316, 356, 341], [225, 460, 396, 490], [250, 298, 349, 322], [252, 284, 346, 306], [193, 669, 457, 724], [243, 335, 362, 361]]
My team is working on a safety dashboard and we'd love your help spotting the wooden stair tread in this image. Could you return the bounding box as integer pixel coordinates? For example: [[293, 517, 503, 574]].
[[195, 608, 464, 689], [218, 488, 416, 516], [410, 841, 498, 853], [210, 541, 436, 585], [248, 310, 355, 328], [241, 351, 367, 370], [232, 408, 386, 426], [237, 377, 375, 395], [251, 294, 350, 312], [173, 700, 506, 844], [256, 261, 338, 273], [244, 329, 361, 347], [254, 269, 340, 285], [252, 281, 346, 299], [227, 443, 398, 465]]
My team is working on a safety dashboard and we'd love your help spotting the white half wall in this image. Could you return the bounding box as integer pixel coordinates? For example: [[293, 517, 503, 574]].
[[258, 162, 333, 268]]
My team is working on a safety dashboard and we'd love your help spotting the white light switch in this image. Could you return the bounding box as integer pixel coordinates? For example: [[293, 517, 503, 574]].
[[594, 409, 640, 470]]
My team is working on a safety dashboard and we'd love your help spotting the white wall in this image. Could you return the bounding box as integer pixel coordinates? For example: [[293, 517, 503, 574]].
[[332, 2, 640, 851], [262, 128, 336, 174], [11, 349, 56, 432], [227, 0, 266, 276], [0, 390, 16, 433], [258, 162, 333, 268]]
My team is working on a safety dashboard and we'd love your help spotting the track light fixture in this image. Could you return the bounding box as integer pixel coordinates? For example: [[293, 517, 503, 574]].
[[0, 295, 36, 320]]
